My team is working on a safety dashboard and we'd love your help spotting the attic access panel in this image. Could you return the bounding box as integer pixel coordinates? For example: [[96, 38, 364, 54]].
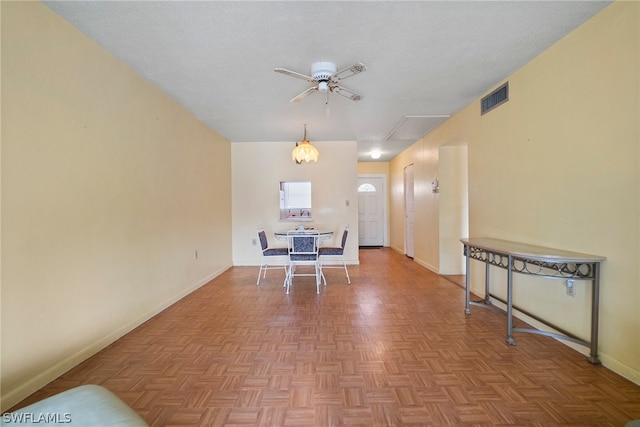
[[385, 115, 450, 141]]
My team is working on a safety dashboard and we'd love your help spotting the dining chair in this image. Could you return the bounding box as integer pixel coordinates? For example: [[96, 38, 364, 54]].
[[285, 230, 322, 294], [256, 229, 288, 285], [318, 228, 351, 284]]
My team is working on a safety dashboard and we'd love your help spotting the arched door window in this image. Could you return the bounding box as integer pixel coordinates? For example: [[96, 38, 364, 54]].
[[358, 183, 376, 192]]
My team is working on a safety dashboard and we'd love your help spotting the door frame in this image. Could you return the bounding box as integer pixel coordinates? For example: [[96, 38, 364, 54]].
[[357, 174, 388, 247], [404, 164, 415, 258]]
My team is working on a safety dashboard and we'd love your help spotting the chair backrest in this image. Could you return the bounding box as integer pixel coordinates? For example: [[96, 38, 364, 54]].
[[340, 229, 349, 249], [287, 231, 320, 260], [257, 230, 269, 251]]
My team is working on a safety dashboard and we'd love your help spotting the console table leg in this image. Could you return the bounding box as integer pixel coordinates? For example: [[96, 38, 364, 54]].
[[506, 255, 516, 346], [589, 263, 602, 364], [464, 245, 471, 315], [483, 261, 491, 304]]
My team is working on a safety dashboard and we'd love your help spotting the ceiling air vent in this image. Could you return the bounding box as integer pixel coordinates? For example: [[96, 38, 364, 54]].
[[481, 82, 508, 115]]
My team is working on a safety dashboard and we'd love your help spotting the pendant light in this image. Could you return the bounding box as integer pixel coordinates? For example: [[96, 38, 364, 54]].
[[291, 124, 319, 163]]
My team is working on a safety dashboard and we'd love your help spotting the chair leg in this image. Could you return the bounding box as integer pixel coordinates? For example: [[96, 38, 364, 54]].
[[258, 259, 288, 286], [342, 256, 351, 284], [257, 264, 265, 285], [315, 263, 321, 294], [284, 262, 323, 294], [285, 262, 296, 293], [284, 266, 290, 294], [284, 264, 290, 292], [318, 256, 349, 285], [318, 259, 327, 286]]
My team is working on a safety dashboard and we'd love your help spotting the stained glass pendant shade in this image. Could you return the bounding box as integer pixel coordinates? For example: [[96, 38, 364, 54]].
[[292, 124, 319, 163]]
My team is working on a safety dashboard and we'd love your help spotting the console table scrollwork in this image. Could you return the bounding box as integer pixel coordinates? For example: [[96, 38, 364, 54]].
[[461, 238, 606, 364]]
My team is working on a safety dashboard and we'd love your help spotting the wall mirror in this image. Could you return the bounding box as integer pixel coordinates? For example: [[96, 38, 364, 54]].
[[280, 181, 312, 221]]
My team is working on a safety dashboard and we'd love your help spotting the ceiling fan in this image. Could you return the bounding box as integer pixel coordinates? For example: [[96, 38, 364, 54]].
[[274, 61, 367, 103]]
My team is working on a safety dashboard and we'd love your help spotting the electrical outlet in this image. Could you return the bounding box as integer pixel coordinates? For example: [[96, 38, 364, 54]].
[[566, 279, 575, 297], [195, 250, 198, 259], [252, 239, 257, 246]]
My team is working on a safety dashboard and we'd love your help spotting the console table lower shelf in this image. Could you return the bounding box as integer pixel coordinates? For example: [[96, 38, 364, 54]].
[[461, 238, 606, 365]]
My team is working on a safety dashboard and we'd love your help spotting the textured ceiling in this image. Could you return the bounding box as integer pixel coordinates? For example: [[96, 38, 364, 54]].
[[43, 1, 610, 162]]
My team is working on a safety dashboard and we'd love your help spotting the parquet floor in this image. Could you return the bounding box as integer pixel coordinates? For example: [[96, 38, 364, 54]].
[[10, 248, 640, 426]]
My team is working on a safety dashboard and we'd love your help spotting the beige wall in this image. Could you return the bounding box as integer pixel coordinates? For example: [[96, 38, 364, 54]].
[[1, 2, 233, 409], [357, 161, 389, 176], [438, 144, 468, 275], [389, 2, 639, 383], [232, 141, 359, 266]]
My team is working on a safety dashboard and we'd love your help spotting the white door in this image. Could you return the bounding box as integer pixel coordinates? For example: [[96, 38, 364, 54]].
[[357, 175, 385, 247], [404, 164, 415, 258]]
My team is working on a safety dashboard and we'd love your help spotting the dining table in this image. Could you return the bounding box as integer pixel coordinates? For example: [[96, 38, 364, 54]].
[[274, 228, 334, 243]]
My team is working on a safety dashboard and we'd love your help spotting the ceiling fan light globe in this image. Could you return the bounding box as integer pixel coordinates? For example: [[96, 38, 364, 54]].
[[318, 81, 329, 92]]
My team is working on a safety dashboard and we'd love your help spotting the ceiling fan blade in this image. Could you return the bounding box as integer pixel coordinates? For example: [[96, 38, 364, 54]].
[[274, 68, 316, 83], [330, 84, 362, 101], [290, 86, 318, 103], [333, 63, 367, 81]]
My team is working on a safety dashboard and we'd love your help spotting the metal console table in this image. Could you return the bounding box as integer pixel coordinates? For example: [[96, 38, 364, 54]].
[[461, 237, 606, 364]]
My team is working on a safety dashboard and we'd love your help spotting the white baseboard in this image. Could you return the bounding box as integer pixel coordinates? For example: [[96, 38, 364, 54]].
[[388, 245, 405, 254], [413, 257, 438, 274]]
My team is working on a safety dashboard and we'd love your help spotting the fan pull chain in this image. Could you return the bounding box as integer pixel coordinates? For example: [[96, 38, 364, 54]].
[[325, 92, 330, 117]]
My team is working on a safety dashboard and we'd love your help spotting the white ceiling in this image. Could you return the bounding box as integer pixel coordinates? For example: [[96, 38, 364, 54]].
[[43, 1, 610, 162]]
